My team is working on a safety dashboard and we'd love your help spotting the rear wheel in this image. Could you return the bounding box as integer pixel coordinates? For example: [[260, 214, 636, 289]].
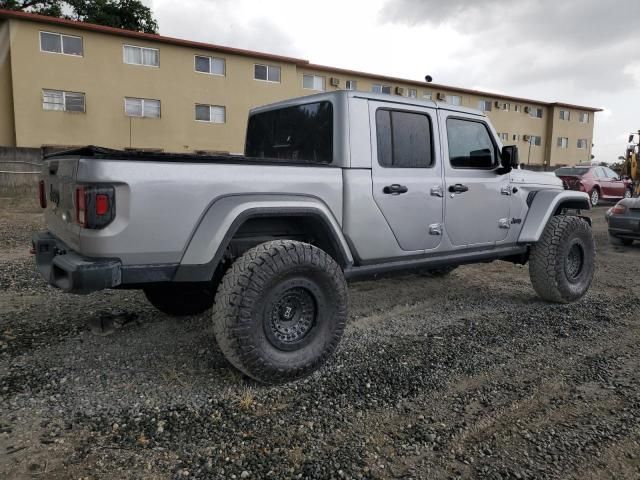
[[144, 282, 216, 317], [608, 234, 634, 246], [529, 216, 595, 303], [212, 240, 347, 384], [590, 188, 599, 206]]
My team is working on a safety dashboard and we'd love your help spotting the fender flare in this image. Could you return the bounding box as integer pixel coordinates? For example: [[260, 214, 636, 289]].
[[518, 189, 591, 243], [173, 194, 353, 282]]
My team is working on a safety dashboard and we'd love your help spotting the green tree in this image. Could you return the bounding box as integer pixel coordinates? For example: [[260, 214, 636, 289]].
[[0, 0, 158, 33]]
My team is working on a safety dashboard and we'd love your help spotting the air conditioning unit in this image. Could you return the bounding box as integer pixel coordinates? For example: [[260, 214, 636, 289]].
[[395, 87, 405, 95], [494, 101, 501, 108], [524, 106, 531, 113], [436, 92, 446, 100], [523, 135, 531, 141], [330, 77, 340, 87]]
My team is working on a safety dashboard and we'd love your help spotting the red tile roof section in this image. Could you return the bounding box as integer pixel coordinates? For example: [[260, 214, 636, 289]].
[[0, 9, 602, 112]]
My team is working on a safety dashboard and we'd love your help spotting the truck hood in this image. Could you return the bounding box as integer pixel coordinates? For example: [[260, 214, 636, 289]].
[[510, 169, 563, 188]]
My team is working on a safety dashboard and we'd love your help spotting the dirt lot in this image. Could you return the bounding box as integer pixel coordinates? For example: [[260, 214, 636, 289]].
[[1, 195, 639, 480]]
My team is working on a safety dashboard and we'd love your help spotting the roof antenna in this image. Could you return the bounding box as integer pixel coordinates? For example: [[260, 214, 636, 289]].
[[425, 75, 433, 83]]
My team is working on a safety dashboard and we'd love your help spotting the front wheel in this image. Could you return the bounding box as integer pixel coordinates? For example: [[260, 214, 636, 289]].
[[212, 240, 348, 384], [529, 216, 595, 303]]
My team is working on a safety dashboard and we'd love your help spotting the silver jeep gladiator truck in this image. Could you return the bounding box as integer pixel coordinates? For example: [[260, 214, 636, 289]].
[[33, 91, 595, 384]]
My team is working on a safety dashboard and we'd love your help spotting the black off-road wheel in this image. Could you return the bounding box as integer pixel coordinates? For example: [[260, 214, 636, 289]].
[[529, 216, 595, 303], [420, 265, 458, 277], [212, 240, 348, 384], [144, 282, 216, 317]]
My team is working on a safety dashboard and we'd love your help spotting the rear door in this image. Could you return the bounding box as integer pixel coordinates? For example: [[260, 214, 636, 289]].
[[369, 101, 444, 252], [439, 111, 511, 246]]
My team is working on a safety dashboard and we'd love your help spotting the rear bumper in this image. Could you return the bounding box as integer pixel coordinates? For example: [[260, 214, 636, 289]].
[[606, 213, 640, 239], [32, 232, 122, 294]]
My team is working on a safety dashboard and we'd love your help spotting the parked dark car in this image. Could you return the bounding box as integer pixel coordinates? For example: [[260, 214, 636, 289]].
[[555, 165, 633, 206], [605, 198, 640, 245]]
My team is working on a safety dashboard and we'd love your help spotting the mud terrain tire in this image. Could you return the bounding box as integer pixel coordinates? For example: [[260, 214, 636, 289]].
[[212, 240, 347, 384], [529, 216, 595, 303]]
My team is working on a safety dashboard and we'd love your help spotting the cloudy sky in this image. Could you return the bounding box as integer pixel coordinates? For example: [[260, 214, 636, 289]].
[[148, 0, 640, 162]]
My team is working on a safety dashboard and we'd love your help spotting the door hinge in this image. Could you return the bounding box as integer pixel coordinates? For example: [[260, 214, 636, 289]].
[[498, 218, 511, 229], [429, 223, 443, 235], [501, 185, 512, 196], [430, 185, 443, 197]]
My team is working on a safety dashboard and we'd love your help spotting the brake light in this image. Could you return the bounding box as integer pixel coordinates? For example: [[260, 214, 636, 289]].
[[76, 186, 87, 227], [38, 180, 47, 208], [75, 185, 115, 229], [611, 204, 627, 215]]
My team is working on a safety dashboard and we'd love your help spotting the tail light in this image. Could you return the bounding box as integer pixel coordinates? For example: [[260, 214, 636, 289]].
[[75, 185, 115, 229], [38, 180, 47, 208], [611, 203, 627, 215]]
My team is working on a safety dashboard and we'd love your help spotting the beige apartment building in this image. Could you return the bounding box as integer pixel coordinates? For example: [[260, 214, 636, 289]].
[[0, 9, 600, 166]]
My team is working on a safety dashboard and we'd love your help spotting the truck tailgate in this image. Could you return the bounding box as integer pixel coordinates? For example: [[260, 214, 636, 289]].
[[42, 157, 81, 251]]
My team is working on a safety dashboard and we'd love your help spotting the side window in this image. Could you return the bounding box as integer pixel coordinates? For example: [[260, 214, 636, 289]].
[[375, 109, 433, 168], [446, 118, 496, 169], [604, 167, 619, 179]]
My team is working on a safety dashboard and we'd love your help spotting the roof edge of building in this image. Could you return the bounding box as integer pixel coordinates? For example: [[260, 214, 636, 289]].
[[0, 8, 310, 65], [0, 9, 602, 113]]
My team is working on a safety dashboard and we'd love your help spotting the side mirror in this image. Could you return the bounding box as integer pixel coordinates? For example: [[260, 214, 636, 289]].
[[500, 145, 519, 173], [629, 134, 635, 143]]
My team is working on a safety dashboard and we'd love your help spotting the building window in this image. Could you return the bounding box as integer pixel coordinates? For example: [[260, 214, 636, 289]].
[[499, 132, 508, 141], [514, 105, 521, 113], [123, 45, 159, 67], [302, 74, 326, 91], [372, 84, 392, 94], [579, 112, 589, 123], [529, 135, 542, 146], [345, 80, 357, 90], [40, 31, 83, 56], [408, 88, 417, 98], [125, 97, 160, 118], [42, 89, 85, 112], [559, 109, 570, 121], [577, 138, 588, 149], [502, 103, 510, 111], [254, 64, 281, 82], [446, 95, 462, 106], [422, 91, 432, 100], [195, 104, 225, 123], [512, 134, 520, 141], [557, 137, 569, 148], [194, 55, 225, 76], [478, 100, 492, 111], [529, 106, 543, 118]]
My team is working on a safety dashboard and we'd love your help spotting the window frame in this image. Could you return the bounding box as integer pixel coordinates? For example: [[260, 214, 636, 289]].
[[408, 88, 417, 98], [559, 109, 570, 121], [579, 112, 589, 124], [478, 99, 492, 112], [372, 84, 392, 94], [42, 89, 86, 113], [124, 97, 161, 118], [529, 106, 544, 119], [302, 74, 326, 91], [345, 80, 357, 90], [195, 104, 226, 124], [375, 107, 436, 169], [557, 137, 569, 148], [446, 116, 500, 170], [39, 31, 84, 57], [123, 44, 160, 67], [253, 63, 281, 83], [194, 54, 226, 76], [446, 95, 462, 106], [577, 138, 588, 149]]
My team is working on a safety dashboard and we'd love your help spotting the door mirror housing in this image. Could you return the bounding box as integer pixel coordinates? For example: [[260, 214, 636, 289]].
[[499, 145, 519, 174]]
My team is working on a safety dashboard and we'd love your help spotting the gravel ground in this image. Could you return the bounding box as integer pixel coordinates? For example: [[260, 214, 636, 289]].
[[1, 195, 639, 479]]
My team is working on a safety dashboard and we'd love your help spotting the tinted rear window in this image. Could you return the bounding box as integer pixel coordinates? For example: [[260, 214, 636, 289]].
[[376, 109, 433, 168], [245, 101, 333, 163], [555, 167, 589, 176]]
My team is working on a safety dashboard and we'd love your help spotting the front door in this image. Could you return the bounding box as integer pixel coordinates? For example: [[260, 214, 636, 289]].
[[439, 111, 511, 247], [369, 101, 444, 252], [602, 166, 626, 198]]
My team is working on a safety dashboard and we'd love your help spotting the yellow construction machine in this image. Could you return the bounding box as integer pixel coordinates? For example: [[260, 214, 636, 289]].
[[622, 131, 640, 197]]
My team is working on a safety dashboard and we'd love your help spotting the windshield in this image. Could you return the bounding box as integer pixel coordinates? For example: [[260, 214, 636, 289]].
[[555, 167, 590, 177], [245, 101, 333, 163]]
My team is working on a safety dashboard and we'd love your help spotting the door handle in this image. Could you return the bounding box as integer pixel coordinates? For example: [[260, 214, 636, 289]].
[[383, 184, 408, 195], [448, 184, 469, 194]]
